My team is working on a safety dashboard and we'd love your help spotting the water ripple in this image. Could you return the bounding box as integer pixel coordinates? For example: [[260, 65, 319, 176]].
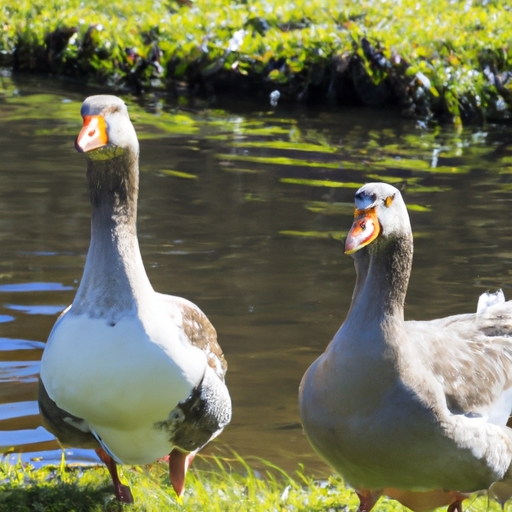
[[0, 361, 39, 383], [0, 283, 74, 293], [0, 339, 45, 351], [0, 426, 54, 448], [0, 401, 38, 421], [4, 304, 66, 316]]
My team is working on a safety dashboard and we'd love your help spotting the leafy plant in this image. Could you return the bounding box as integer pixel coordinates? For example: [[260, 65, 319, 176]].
[[0, 0, 511, 123]]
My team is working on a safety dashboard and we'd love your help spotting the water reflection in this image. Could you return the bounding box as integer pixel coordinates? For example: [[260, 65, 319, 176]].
[[1, 75, 512, 475]]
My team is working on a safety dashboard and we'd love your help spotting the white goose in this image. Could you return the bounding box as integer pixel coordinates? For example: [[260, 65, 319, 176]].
[[299, 182, 512, 512], [38, 95, 231, 503]]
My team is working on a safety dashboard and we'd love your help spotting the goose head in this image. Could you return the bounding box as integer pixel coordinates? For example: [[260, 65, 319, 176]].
[[74, 95, 140, 210], [75, 95, 139, 160], [345, 183, 411, 255]]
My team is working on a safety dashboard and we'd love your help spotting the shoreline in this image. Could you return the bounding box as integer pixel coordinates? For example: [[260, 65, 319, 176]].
[[2, 0, 510, 125]]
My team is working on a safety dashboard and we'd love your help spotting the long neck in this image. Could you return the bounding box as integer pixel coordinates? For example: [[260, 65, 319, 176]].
[[319, 234, 413, 412], [348, 234, 413, 329], [72, 151, 152, 318], [347, 248, 370, 316]]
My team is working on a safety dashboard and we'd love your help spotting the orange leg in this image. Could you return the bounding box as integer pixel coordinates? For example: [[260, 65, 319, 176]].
[[95, 448, 133, 504], [384, 488, 467, 512], [357, 489, 382, 512], [447, 499, 463, 512]]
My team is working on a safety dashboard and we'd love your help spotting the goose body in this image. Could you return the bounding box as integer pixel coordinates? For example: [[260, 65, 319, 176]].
[[299, 183, 512, 511], [38, 95, 231, 502], [43, 300, 208, 464]]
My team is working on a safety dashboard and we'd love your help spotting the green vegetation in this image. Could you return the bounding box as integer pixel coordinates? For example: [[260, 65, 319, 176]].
[[1, 0, 511, 124], [0, 455, 357, 512], [0, 455, 507, 512]]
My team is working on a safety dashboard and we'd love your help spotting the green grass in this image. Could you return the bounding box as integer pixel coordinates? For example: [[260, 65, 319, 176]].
[[0, 454, 508, 512], [1, 0, 511, 124], [0, 454, 358, 512]]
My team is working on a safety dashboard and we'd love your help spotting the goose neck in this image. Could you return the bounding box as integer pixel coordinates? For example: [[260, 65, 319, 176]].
[[72, 153, 151, 318], [351, 234, 413, 324]]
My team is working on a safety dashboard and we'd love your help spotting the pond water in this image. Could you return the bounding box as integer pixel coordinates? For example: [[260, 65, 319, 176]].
[[1, 73, 512, 476]]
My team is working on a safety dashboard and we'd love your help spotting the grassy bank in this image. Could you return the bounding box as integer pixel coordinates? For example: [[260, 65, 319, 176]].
[[0, 454, 506, 512], [0, 454, 358, 512], [1, 0, 511, 124]]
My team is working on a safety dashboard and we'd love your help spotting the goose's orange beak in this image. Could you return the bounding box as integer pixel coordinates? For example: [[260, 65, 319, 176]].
[[168, 448, 195, 498], [345, 208, 380, 254], [75, 115, 108, 153]]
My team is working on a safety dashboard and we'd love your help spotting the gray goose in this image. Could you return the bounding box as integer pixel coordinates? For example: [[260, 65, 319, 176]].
[[299, 182, 512, 512], [38, 95, 231, 503]]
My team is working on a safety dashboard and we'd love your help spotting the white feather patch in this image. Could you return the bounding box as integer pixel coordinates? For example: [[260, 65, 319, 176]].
[[40, 308, 208, 464], [476, 289, 505, 314]]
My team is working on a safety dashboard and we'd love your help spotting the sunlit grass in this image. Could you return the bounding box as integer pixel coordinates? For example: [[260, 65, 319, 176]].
[[2, 453, 509, 512], [0, 454, 358, 512]]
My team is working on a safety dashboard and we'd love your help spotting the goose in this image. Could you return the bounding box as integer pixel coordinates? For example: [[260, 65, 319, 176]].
[[38, 95, 231, 504], [299, 182, 512, 512]]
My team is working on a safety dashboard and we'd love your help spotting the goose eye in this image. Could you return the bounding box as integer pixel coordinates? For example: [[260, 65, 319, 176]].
[[384, 195, 395, 208]]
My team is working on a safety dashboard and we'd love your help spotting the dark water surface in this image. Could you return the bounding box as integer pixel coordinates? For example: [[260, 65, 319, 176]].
[[1, 74, 512, 475]]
